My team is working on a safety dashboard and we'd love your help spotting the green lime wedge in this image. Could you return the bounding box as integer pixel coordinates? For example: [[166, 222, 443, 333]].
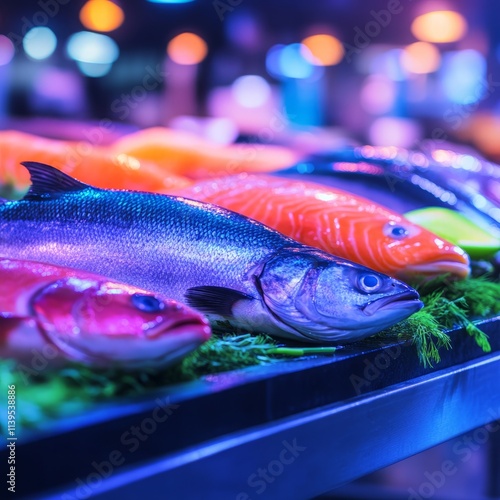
[[405, 207, 500, 260]]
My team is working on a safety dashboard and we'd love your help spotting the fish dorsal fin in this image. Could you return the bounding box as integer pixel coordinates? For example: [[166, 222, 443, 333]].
[[21, 162, 93, 201]]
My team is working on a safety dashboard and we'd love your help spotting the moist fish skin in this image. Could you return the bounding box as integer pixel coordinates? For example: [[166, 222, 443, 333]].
[[0, 167, 297, 297], [0, 162, 423, 343]]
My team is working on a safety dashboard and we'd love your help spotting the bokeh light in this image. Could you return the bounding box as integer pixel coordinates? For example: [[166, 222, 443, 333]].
[[369, 117, 421, 148], [441, 49, 486, 104], [360, 75, 396, 114], [23, 27, 57, 60], [460, 114, 500, 158], [364, 47, 408, 81], [400, 42, 441, 74], [281, 44, 314, 78], [231, 75, 271, 108], [32, 68, 86, 113], [411, 11, 467, 43], [80, 0, 125, 33], [167, 33, 207, 65], [301, 34, 344, 66], [66, 31, 119, 64], [170, 116, 238, 145], [76, 61, 113, 77], [268, 43, 317, 79], [266, 44, 285, 78], [204, 118, 239, 144], [0, 35, 15, 66]]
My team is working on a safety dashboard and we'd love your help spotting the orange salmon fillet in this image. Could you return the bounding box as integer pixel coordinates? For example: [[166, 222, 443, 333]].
[[0, 130, 192, 193], [111, 127, 299, 179]]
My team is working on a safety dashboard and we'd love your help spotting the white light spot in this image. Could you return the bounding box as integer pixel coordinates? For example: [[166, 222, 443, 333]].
[[67, 31, 119, 64], [231, 75, 271, 108]]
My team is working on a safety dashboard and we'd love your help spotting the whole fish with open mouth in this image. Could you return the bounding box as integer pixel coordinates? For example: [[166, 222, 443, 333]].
[[0, 258, 210, 369], [0, 162, 423, 343]]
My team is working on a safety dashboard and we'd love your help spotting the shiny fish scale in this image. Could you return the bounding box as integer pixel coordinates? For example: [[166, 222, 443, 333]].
[[0, 188, 300, 301]]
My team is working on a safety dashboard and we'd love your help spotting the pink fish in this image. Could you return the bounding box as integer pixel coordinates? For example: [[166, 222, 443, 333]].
[[0, 259, 211, 369]]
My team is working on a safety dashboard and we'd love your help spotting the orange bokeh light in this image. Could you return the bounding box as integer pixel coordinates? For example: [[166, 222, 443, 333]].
[[301, 34, 344, 66], [467, 115, 500, 156], [411, 10, 467, 43], [80, 0, 124, 33], [401, 42, 441, 74], [167, 33, 208, 65]]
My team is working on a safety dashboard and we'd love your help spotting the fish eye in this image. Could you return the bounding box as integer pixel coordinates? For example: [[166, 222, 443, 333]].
[[131, 293, 165, 313], [358, 274, 382, 293], [384, 222, 409, 239]]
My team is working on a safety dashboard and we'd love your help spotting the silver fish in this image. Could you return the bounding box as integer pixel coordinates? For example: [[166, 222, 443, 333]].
[[0, 162, 423, 343]]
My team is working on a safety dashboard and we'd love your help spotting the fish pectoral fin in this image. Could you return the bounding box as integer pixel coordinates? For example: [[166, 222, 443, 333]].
[[21, 162, 94, 201], [185, 286, 253, 317]]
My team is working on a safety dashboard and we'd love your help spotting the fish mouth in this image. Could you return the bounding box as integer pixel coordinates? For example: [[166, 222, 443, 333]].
[[401, 260, 470, 279], [363, 290, 423, 316]]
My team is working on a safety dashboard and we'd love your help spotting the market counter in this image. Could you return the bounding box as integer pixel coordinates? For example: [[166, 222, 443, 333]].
[[5, 316, 500, 500]]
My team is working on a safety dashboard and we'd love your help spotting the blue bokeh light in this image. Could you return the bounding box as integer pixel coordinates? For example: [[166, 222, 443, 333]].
[[23, 27, 57, 60], [266, 43, 322, 80], [441, 50, 486, 104], [76, 61, 114, 78], [279, 43, 315, 79], [266, 44, 285, 79], [67, 31, 119, 65]]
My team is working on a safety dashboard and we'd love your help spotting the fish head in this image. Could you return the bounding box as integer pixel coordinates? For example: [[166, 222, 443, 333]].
[[367, 217, 470, 280], [256, 247, 423, 343], [32, 277, 211, 368]]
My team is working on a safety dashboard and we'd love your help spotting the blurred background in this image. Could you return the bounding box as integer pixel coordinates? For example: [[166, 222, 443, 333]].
[[1, 1, 499, 499], [1, 0, 500, 160]]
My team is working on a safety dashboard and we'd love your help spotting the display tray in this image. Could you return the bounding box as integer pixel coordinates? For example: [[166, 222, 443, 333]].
[[5, 315, 500, 499]]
